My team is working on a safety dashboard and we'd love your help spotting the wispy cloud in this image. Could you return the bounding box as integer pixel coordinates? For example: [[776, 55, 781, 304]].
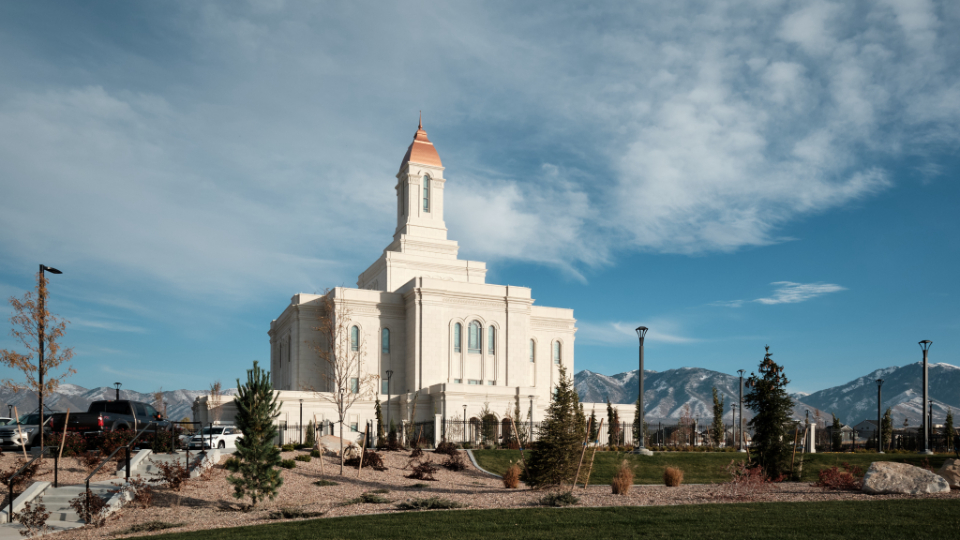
[[715, 281, 846, 308], [577, 320, 699, 346], [71, 317, 148, 334]]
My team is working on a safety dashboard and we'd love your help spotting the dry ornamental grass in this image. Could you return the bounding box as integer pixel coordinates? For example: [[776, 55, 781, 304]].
[[502, 464, 521, 489], [664, 466, 684, 487], [612, 460, 633, 495]]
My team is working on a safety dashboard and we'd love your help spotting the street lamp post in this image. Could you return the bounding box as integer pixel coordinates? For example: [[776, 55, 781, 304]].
[[634, 327, 652, 455], [876, 379, 884, 453], [299, 399, 304, 445], [731, 403, 736, 449], [386, 370, 394, 436], [919, 340, 933, 455], [463, 404, 468, 444], [114, 382, 122, 401], [38, 264, 62, 454], [529, 395, 535, 446], [737, 369, 746, 452]]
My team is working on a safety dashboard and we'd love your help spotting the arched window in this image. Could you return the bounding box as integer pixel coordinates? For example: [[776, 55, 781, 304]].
[[553, 341, 561, 364], [468, 321, 481, 354], [350, 326, 359, 352], [381, 328, 390, 354], [530, 340, 535, 363], [454, 323, 462, 353], [488, 326, 496, 354], [423, 175, 430, 212]]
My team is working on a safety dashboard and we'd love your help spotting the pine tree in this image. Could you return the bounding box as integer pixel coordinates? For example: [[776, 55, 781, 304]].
[[588, 409, 599, 442], [525, 365, 587, 488], [227, 361, 283, 507], [832, 414, 843, 451], [944, 409, 955, 451], [304, 420, 316, 448], [606, 399, 620, 447], [374, 396, 385, 447], [711, 387, 725, 446], [632, 398, 643, 447], [881, 408, 893, 452], [743, 346, 793, 479]]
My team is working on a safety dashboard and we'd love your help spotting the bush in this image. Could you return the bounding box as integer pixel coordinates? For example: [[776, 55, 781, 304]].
[[268, 507, 323, 519], [503, 464, 521, 489], [540, 491, 579, 507], [279, 459, 296, 469], [442, 452, 467, 471], [79, 450, 102, 473], [722, 460, 771, 499], [435, 441, 459, 456], [48, 432, 87, 457], [356, 492, 390, 504], [405, 457, 439, 481], [395, 497, 463, 510], [344, 450, 387, 471], [310, 449, 321, 458], [118, 521, 184, 534], [410, 446, 424, 458], [313, 479, 338, 487], [14, 495, 49, 537], [68, 489, 108, 527], [117, 476, 153, 508], [612, 460, 633, 495], [815, 463, 864, 491], [295, 455, 311, 463], [664, 467, 684, 487], [148, 458, 190, 492], [0, 457, 40, 493], [281, 444, 296, 452]]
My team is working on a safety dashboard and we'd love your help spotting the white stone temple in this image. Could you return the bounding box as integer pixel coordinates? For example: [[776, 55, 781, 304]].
[[195, 118, 578, 442]]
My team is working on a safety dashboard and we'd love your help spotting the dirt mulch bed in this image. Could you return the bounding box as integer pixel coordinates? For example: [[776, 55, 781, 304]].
[[19, 449, 957, 539]]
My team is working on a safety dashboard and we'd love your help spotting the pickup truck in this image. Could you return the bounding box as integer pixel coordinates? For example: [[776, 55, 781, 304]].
[[49, 400, 169, 435]]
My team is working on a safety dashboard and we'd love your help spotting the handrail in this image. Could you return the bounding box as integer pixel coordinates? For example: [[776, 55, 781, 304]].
[[7, 446, 55, 523], [83, 423, 154, 487]]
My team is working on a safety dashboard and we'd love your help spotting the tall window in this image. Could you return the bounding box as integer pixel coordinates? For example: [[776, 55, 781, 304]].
[[350, 377, 359, 394], [488, 326, 496, 354], [553, 341, 561, 364], [468, 321, 481, 354], [381, 328, 390, 354], [454, 322, 462, 353], [530, 340, 535, 363], [423, 175, 430, 212], [350, 326, 359, 352]]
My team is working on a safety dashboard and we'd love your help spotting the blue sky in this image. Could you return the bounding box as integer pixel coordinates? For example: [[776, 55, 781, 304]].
[[0, 1, 957, 394]]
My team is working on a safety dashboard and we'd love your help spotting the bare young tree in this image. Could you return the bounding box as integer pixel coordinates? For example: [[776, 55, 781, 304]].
[[153, 388, 167, 419], [311, 290, 377, 475], [1, 269, 75, 455], [209, 380, 224, 424]]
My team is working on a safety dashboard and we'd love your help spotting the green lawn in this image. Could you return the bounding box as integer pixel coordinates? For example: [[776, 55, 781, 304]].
[[472, 449, 954, 484], [131, 499, 960, 540]]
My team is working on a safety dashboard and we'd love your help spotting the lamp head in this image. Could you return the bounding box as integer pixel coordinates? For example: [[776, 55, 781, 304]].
[[635, 326, 648, 341], [876, 378, 883, 388], [919, 340, 932, 352], [386, 370, 393, 379], [40, 265, 62, 275], [114, 382, 121, 389], [737, 369, 745, 377]]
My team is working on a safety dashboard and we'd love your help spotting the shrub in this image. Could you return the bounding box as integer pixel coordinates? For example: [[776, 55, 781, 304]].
[[357, 492, 390, 504], [48, 432, 87, 457], [410, 446, 424, 458], [310, 449, 321, 458], [442, 452, 467, 471], [344, 450, 387, 471], [815, 463, 864, 491], [503, 464, 521, 489], [149, 458, 190, 492], [722, 460, 771, 499], [664, 467, 684, 487], [79, 450, 102, 473], [279, 459, 296, 469], [281, 444, 296, 452], [268, 507, 324, 519], [68, 489, 108, 527], [0, 457, 40, 493], [14, 495, 49, 537], [611, 460, 633, 495], [118, 521, 184, 534], [295, 455, 311, 463], [117, 476, 153, 508], [405, 457, 439, 481], [313, 479, 338, 487], [540, 491, 579, 507], [395, 497, 463, 510]]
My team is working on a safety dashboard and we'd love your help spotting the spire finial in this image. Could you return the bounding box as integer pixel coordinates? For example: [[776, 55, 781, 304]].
[[418, 111, 422, 130]]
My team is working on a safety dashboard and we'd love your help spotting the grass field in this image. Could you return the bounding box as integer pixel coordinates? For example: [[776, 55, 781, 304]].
[[129, 499, 960, 540], [471, 450, 954, 484]]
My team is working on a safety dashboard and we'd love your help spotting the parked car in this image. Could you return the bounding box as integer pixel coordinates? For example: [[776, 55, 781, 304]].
[[188, 425, 242, 450], [48, 400, 168, 435], [0, 417, 13, 426], [0, 413, 56, 450]]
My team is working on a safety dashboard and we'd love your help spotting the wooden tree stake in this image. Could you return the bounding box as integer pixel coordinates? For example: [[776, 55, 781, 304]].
[[57, 409, 70, 461], [573, 417, 593, 489], [583, 419, 603, 490]]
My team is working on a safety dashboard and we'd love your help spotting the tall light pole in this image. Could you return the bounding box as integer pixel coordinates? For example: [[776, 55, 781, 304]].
[[731, 402, 736, 449], [919, 340, 933, 455], [876, 379, 884, 453], [299, 398, 304, 445], [634, 327, 652, 455], [386, 370, 394, 435], [114, 382, 122, 401], [737, 369, 746, 452], [529, 395, 535, 446], [38, 264, 62, 454]]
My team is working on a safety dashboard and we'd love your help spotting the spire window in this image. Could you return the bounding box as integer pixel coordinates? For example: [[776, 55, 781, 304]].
[[454, 323, 462, 353], [488, 326, 496, 354], [423, 175, 430, 212], [351, 326, 359, 352], [468, 321, 481, 354]]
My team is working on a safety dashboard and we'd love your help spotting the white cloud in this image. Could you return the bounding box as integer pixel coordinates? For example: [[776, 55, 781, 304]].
[[717, 281, 847, 307], [70, 318, 148, 334], [577, 320, 699, 346]]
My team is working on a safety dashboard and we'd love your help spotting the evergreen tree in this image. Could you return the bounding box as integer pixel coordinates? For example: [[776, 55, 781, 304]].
[[832, 414, 843, 451], [743, 346, 793, 479], [944, 409, 955, 451], [711, 387, 725, 446], [588, 409, 599, 442], [374, 396, 385, 447], [227, 361, 283, 507], [525, 365, 587, 488], [632, 398, 643, 447], [881, 408, 893, 452], [388, 419, 398, 448], [304, 420, 316, 448], [606, 399, 620, 447]]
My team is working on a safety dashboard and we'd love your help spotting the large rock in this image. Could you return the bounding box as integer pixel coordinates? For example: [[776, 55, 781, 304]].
[[936, 459, 960, 489], [862, 461, 950, 494]]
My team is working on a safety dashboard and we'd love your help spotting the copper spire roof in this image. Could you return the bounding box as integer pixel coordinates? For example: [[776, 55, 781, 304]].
[[400, 113, 442, 169]]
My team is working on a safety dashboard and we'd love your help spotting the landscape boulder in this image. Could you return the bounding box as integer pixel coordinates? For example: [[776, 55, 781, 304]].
[[861, 461, 950, 495], [935, 459, 960, 489]]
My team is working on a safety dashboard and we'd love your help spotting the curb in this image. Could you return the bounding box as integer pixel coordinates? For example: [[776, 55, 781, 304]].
[[0, 481, 50, 522], [464, 450, 502, 479]]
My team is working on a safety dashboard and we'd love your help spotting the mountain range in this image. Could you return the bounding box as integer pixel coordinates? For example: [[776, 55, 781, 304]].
[[575, 362, 960, 426]]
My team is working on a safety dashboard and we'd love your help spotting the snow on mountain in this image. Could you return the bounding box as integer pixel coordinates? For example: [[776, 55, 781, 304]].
[[0, 385, 212, 422]]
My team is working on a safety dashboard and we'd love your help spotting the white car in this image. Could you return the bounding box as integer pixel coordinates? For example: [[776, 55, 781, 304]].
[[188, 426, 242, 449]]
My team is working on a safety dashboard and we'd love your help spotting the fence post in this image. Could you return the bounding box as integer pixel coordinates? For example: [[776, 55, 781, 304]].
[[434, 414, 441, 448]]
